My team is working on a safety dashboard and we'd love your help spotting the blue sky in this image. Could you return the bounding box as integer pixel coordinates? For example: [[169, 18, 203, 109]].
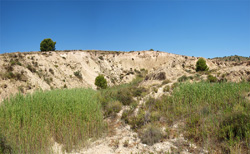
[[0, 0, 249, 58]]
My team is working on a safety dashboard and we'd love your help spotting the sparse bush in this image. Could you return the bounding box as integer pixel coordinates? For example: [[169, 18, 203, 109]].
[[140, 124, 163, 146], [44, 77, 53, 85], [152, 87, 158, 93], [178, 75, 188, 82], [171, 82, 179, 90], [150, 111, 161, 122], [95, 75, 107, 89], [162, 79, 171, 85], [123, 140, 129, 147], [2, 71, 26, 81], [49, 68, 54, 75], [27, 64, 36, 73], [121, 109, 130, 123], [105, 101, 122, 117], [129, 110, 147, 129], [74, 70, 82, 80], [117, 88, 133, 105], [219, 112, 250, 142], [196, 58, 209, 72], [40, 38, 56, 51], [207, 74, 217, 82], [163, 85, 170, 92], [98, 56, 104, 60], [63, 84, 67, 89], [4, 65, 13, 72], [149, 49, 154, 51], [247, 77, 250, 82], [10, 59, 21, 66], [132, 87, 147, 97]]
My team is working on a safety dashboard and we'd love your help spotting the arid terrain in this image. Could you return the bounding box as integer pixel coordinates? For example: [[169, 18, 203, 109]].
[[1, 50, 249, 101], [0, 50, 250, 154]]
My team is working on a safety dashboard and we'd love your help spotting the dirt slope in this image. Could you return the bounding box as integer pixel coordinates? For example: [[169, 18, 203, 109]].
[[0, 50, 249, 102]]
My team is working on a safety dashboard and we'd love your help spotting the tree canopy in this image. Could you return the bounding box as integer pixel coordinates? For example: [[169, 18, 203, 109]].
[[196, 58, 209, 72], [95, 75, 107, 89], [40, 38, 56, 51]]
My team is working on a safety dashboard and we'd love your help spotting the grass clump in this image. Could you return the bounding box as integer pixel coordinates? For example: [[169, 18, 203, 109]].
[[139, 124, 163, 146], [0, 88, 106, 153], [105, 101, 122, 117], [27, 64, 36, 73], [163, 85, 170, 92], [177, 75, 188, 82], [144, 82, 250, 152], [207, 74, 218, 82]]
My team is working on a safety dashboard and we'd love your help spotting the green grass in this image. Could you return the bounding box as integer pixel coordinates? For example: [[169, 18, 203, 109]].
[[0, 88, 106, 154], [141, 82, 250, 152]]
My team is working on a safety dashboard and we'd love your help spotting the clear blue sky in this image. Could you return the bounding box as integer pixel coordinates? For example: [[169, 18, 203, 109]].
[[0, 0, 249, 58]]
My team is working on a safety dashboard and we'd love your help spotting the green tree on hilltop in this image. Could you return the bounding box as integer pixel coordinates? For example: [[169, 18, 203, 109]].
[[40, 38, 56, 51]]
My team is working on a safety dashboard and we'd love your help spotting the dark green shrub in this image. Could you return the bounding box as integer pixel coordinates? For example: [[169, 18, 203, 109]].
[[74, 70, 82, 80], [40, 38, 56, 51], [98, 56, 104, 60], [149, 49, 154, 51], [95, 75, 107, 89], [140, 125, 163, 146], [196, 58, 209, 72], [207, 74, 217, 82], [49, 68, 54, 75]]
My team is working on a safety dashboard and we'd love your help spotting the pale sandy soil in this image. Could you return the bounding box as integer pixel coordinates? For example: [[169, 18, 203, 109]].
[[1, 50, 249, 102]]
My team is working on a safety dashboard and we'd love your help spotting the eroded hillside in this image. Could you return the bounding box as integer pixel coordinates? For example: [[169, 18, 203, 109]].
[[0, 50, 250, 102]]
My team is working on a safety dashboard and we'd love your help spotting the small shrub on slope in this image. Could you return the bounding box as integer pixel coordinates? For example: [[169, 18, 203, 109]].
[[196, 58, 209, 72], [207, 74, 218, 82], [140, 124, 163, 146], [95, 75, 107, 89]]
